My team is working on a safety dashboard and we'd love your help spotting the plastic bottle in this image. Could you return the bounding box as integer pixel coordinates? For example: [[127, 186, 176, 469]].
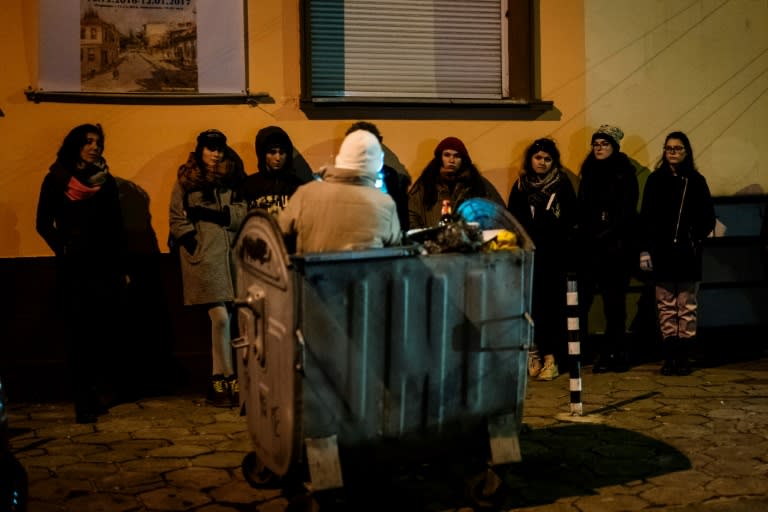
[[439, 199, 452, 226]]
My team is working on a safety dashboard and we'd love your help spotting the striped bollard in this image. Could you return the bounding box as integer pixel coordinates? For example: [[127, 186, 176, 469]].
[[566, 273, 582, 416]]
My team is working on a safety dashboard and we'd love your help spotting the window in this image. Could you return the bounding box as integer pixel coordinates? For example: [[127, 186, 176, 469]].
[[301, 0, 538, 109]]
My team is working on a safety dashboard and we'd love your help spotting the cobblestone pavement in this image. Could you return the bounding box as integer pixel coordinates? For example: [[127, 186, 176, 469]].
[[7, 353, 768, 511]]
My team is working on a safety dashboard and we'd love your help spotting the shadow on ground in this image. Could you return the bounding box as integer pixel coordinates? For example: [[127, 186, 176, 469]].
[[296, 423, 691, 511]]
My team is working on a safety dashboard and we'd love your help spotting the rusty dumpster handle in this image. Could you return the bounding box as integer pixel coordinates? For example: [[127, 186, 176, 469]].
[[295, 329, 306, 375], [231, 291, 266, 365]]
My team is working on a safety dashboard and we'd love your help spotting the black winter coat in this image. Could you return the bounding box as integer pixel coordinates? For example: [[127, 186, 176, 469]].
[[36, 161, 125, 265], [507, 170, 577, 261], [639, 167, 715, 282], [577, 152, 639, 260]]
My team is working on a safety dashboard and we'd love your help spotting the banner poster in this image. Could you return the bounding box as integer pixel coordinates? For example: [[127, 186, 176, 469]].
[[80, 0, 198, 93], [39, 0, 244, 94]]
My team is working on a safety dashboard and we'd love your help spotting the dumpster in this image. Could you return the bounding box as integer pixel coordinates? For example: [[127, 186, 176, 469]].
[[232, 209, 534, 491]]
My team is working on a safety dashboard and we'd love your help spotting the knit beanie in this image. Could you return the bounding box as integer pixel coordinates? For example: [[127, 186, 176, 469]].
[[434, 136, 472, 165], [196, 129, 227, 151], [334, 129, 383, 178], [591, 124, 624, 147]]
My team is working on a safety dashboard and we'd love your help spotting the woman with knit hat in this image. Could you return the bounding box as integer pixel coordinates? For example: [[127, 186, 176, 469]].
[[576, 124, 639, 373], [243, 126, 310, 215], [278, 129, 401, 253], [169, 129, 248, 407], [408, 136, 504, 229]]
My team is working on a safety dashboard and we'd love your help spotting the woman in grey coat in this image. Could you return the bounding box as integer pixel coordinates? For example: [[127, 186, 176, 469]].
[[169, 129, 248, 407]]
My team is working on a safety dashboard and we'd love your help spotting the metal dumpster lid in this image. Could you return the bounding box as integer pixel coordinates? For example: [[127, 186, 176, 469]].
[[233, 210, 301, 478]]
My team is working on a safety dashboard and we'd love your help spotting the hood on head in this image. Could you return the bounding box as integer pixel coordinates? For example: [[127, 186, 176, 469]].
[[255, 126, 294, 173], [330, 129, 383, 181]]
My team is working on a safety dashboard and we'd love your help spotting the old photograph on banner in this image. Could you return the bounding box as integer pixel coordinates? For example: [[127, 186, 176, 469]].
[[80, 0, 198, 93]]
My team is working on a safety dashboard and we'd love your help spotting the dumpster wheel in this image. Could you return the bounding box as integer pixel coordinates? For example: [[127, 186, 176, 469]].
[[465, 466, 503, 509], [242, 452, 280, 488]]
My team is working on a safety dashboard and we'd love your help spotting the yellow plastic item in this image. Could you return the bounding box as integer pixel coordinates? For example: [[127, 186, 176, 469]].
[[485, 230, 518, 251]]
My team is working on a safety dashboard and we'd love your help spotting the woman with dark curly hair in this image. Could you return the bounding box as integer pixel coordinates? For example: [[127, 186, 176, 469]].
[[408, 136, 504, 229], [169, 129, 248, 407], [36, 123, 129, 424], [508, 138, 577, 381]]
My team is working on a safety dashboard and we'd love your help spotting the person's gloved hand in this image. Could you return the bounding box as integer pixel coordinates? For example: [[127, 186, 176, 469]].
[[187, 206, 230, 226], [178, 232, 198, 255], [639, 251, 653, 272]]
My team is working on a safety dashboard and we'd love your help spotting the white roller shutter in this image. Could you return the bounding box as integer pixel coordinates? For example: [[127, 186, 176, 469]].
[[310, 0, 502, 99]]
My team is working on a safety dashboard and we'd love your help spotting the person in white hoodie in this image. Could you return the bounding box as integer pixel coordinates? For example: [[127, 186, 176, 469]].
[[277, 129, 401, 253]]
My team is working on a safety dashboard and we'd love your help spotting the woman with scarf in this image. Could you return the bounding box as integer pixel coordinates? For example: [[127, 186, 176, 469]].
[[169, 129, 248, 407], [576, 124, 639, 373], [36, 123, 129, 424], [408, 136, 504, 229], [508, 138, 577, 381], [638, 132, 715, 375]]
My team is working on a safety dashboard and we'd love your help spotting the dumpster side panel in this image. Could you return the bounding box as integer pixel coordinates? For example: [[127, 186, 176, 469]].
[[297, 251, 533, 446]]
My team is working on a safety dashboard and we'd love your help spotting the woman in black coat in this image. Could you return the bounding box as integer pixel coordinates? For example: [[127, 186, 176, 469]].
[[508, 138, 577, 381], [36, 123, 128, 424], [576, 124, 639, 373], [638, 131, 715, 376]]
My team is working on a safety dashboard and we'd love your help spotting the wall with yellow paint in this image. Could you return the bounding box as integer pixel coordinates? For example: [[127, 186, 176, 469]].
[[1, 1, 765, 259], [582, 0, 768, 197]]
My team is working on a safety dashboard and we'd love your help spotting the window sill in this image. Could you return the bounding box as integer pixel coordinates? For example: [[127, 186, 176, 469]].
[[300, 96, 556, 120], [24, 88, 274, 106]]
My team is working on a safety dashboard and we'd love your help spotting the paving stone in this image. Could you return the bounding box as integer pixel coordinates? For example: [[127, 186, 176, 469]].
[[148, 444, 213, 458], [70, 430, 133, 444], [95, 470, 165, 494], [63, 491, 141, 511], [45, 441, 108, 457], [572, 493, 650, 511], [133, 427, 195, 440], [192, 451, 246, 469], [705, 475, 768, 496], [28, 476, 93, 501], [209, 479, 279, 504], [22, 453, 80, 469], [54, 461, 120, 479], [165, 466, 232, 489], [120, 457, 190, 473], [138, 486, 211, 510], [640, 484, 717, 506]]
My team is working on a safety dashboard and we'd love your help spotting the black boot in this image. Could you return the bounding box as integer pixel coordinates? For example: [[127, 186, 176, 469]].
[[592, 352, 614, 373], [675, 338, 692, 376], [660, 337, 677, 376], [613, 350, 630, 373]]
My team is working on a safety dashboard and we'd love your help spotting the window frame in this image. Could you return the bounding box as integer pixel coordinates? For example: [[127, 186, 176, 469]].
[[299, 0, 552, 119]]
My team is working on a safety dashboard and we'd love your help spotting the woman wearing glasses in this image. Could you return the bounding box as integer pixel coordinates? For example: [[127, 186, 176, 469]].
[[638, 132, 715, 376], [576, 125, 639, 373]]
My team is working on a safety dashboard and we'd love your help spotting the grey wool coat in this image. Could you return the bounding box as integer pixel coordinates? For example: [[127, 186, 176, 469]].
[[169, 156, 248, 306]]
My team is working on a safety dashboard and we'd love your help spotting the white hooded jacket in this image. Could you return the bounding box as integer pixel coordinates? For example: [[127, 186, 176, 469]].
[[277, 130, 401, 253]]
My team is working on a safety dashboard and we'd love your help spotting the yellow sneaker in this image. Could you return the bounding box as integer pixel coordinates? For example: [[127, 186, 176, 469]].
[[528, 350, 543, 377], [537, 355, 559, 381]]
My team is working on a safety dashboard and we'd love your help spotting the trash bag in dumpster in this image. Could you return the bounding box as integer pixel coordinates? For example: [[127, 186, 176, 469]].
[[232, 209, 535, 491]]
